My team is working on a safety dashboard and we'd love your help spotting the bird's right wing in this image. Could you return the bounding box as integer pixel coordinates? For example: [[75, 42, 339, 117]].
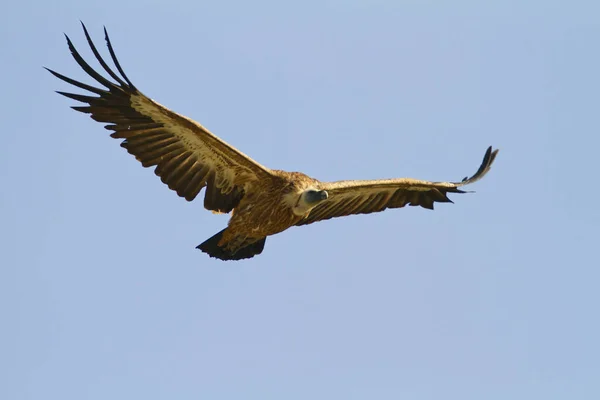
[[296, 146, 498, 226], [47, 23, 274, 213]]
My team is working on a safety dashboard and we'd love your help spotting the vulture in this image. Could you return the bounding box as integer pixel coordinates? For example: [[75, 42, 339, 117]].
[[48, 24, 499, 261]]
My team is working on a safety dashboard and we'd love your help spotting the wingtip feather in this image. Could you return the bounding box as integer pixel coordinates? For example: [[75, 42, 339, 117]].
[[103, 26, 136, 89], [454, 146, 498, 187]]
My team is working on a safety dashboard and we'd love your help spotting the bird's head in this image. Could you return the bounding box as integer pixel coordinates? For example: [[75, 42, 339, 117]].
[[303, 189, 329, 204], [292, 189, 329, 216]]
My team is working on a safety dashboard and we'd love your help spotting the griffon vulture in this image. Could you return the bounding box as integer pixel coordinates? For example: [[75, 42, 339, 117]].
[[47, 24, 498, 261]]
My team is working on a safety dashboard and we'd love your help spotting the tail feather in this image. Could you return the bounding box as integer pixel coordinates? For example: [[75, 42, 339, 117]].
[[196, 229, 266, 261]]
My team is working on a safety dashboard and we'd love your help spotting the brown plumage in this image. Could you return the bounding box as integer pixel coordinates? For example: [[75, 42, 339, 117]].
[[48, 24, 499, 261]]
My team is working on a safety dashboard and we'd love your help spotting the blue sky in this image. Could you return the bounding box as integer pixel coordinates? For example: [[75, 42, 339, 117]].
[[2, 1, 599, 399]]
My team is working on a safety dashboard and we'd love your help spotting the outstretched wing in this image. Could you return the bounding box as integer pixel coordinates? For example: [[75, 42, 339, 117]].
[[297, 146, 498, 226], [47, 23, 273, 213]]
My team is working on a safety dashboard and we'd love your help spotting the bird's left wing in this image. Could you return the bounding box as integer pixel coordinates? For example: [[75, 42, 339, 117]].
[[47, 24, 274, 213], [296, 146, 498, 226]]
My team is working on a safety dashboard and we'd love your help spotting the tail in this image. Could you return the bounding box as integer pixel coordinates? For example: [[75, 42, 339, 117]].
[[196, 229, 267, 261]]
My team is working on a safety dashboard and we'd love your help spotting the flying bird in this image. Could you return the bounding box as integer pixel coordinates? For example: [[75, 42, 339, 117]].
[[48, 24, 498, 261]]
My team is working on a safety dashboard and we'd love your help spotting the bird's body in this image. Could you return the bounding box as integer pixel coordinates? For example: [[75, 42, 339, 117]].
[[229, 171, 314, 235], [48, 24, 498, 260]]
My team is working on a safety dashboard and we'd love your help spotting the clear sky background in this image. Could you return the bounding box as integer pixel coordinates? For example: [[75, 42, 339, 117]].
[[2, 1, 599, 399]]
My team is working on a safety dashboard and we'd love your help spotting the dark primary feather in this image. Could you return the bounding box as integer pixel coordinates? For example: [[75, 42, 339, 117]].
[[81, 23, 130, 87], [456, 146, 498, 186], [102, 26, 135, 88]]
